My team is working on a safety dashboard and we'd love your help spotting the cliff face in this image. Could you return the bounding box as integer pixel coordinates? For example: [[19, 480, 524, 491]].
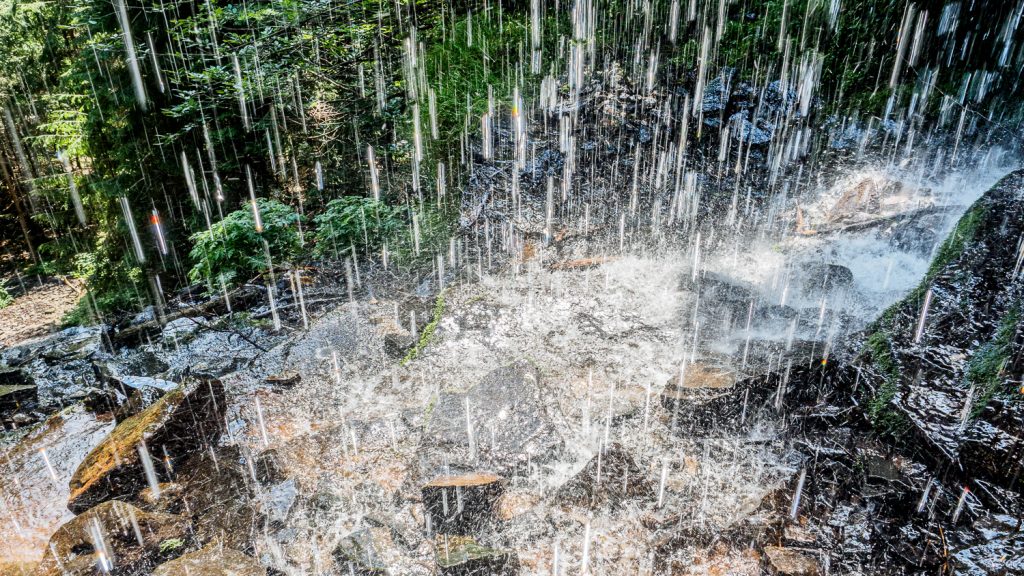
[[859, 169, 1024, 493]]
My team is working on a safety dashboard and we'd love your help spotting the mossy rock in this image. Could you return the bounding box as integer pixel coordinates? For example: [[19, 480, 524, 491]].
[[34, 500, 189, 576], [152, 542, 266, 576], [435, 535, 518, 575], [67, 378, 225, 513]]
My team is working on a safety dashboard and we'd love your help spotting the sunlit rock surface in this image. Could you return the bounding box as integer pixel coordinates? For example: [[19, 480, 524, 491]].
[[67, 378, 226, 513], [34, 500, 188, 576]]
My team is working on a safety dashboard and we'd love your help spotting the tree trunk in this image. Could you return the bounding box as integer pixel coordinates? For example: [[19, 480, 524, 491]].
[[0, 145, 39, 264]]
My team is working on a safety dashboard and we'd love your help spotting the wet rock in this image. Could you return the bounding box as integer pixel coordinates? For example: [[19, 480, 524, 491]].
[[855, 170, 1024, 493], [422, 473, 504, 535], [557, 443, 653, 509], [253, 448, 285, 484], [105, 375, 178, 421], [762, 546, 819, 575], [0, 383, 36, 414], [161, 317, 209, 345], [152, 542, 266, 576], [434, 536, 518, 576], [34, 500, 189, 576], [67, 377, 226, 513], [261, 478, 298, 527], [661, 365, 766, 435], [798, 262, 854, 295], [264, 372, 300, 387], [701, 70, 733, 114], [333, 529, 388, 575], [139, 482, 185, 514], [178, 447, 258, 552], [420, 362, 560, 478], [763, 80, 798, 116], [0, 403, 114, 562], [283, 306, 386, 380], [164, 331, 266, 379]]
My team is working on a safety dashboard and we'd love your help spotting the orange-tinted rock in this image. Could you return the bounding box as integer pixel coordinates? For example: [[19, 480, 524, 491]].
[[67, 378, 225, 514]]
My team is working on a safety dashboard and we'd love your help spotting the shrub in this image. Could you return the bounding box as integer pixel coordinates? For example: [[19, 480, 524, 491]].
[[188, 199, 302, 287], [312, 196, 405, 260], [0, 283, 12, 310]]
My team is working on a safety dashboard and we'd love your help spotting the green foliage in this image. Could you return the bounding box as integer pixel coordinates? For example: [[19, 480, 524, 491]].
[[313, 196, 405, 260], [158, 538, 185, 555], [189, 199, 302, 287], [0, 282, 12, 310], [967, 305, 1021, 416], [386, 205, 456, 268]]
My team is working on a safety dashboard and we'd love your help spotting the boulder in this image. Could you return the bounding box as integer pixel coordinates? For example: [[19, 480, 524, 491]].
[[333, 529, 388, 575], [33, 500, 188, 576], [422, 473, 505, 535], [67, 378, 225, 513], [557, 443, 653, 509], [420, 362, 560, 478], [152, 542, 266, 576], [177, 447, 258, 552], [798, 262, 854, 296], [434, 536, 518, 576]]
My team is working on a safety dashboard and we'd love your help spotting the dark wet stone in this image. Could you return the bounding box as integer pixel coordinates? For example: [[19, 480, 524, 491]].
[[798, 262, 854, 295], [333, 529, 388, 575], [67, 377, 226, 514], [701, 70, 734, 114], [434, 536, 518, 576], [153, 542, 266, 576], [253, 448, 285, 484], [178, 447, 258, 552], [557, 443, 653, 509], [420, 362, 561, 478], [422, 473, 504, 535], [34, 500, 189, 576]]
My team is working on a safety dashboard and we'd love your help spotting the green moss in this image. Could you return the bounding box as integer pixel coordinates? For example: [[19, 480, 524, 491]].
[[402, 290, 446, 366], [159, 538, 185, 554], [966, 305, 1020, 417], [435, 536, 510, 569], [862, 329, 912, 440]]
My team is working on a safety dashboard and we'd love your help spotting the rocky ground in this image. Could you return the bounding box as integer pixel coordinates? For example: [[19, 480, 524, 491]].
[[0, 69, 1021, 576]]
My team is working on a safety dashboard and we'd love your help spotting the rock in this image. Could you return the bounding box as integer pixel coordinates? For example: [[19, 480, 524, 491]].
[[700, 70, 733, 114], [434, 536, 518, 576], [0, 403, 114, 563], [422, 473, 505, 534], [164, 331, 266, 379], [261, 478, 298, 526], [420, 362, 561, 478], [34, 500, 189, 576], [762, 546, 819, 576], [67, 377, 225, 513], [557, 443, 653, 509], [138, 482, 185, 514], [103, 374, 179, 422], [161, 316, 208, 345], [0, 383, 36, 412], [152, 542, 266, 576], [0, 561, 34, 575], [333, 529, 388, 575], [178, 447, 258, 552], [798, 262, 854, 295], [855, 170, 1024, 493]]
